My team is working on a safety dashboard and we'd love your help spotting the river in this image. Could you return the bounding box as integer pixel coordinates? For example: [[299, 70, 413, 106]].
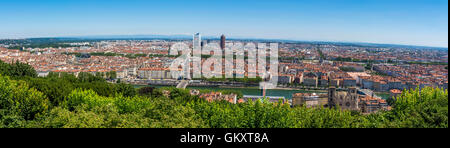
[[134, 85, 326, 99]]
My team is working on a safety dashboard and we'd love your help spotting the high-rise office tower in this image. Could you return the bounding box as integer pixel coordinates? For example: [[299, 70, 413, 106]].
[[193, 33, 202, 79], [220, 34, 226, 50], [194, 33, 201, 48]]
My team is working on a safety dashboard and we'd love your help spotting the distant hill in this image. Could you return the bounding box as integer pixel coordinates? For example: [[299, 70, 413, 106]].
[[1, 35, 448, 51]]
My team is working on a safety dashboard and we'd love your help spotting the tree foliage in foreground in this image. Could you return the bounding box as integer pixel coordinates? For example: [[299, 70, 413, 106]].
[[1, 73, 447, 128], [0, 60, 37, 78], [0, 76, 50, 127]]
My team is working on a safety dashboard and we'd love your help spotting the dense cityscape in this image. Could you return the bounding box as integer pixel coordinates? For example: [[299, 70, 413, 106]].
[[0, 35, 448, 114]]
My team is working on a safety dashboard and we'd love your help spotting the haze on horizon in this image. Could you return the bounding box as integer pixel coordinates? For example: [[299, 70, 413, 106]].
[[0, 0, 448, 48]]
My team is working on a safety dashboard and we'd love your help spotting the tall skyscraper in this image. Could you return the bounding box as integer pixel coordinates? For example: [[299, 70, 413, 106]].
[[193, 33, 202, 79], [220, 34, 226, 50], [194, 33, 201, 48]]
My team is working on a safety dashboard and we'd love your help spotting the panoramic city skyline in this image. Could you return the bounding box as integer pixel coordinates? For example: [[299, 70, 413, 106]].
[[0, 0, 448, 47], [0, 0, 448, 131]]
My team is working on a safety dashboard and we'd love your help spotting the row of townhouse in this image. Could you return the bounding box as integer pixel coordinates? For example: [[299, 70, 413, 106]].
[[360, 77, 446, 92], [137, 68, 174, 80], [276, 71, 357, 88]]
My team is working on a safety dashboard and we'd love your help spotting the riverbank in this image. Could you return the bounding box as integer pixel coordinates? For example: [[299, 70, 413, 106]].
[[134, 84, 327, 91]]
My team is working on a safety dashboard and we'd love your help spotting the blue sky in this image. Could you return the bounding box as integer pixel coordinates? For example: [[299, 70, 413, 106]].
[[0, 0, 448, 47]]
